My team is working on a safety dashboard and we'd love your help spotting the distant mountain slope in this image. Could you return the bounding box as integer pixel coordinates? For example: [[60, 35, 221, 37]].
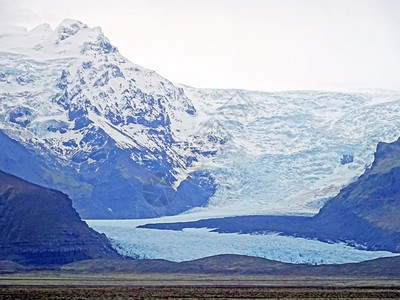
[[141, 137, 400, 253], [0, 170, 120, 266]]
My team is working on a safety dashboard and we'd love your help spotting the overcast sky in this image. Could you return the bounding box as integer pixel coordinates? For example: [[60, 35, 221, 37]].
[[1, 0, 400, 92]]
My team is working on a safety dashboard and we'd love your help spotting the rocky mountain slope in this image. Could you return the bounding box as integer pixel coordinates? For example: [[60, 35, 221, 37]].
[[0, 169, 120, 266], [141, 137, 400, 253]]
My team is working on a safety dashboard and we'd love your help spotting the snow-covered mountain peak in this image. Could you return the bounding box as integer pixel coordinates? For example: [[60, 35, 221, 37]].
[[0, 20, 115, 59], [40, 21, 112, 58], [55, 18, 88, 37], [0, 20, 217, 218]]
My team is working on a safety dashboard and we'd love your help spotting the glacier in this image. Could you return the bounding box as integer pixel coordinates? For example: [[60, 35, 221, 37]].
[[87, 220, 398, 264], [182, 86, 400, 216]]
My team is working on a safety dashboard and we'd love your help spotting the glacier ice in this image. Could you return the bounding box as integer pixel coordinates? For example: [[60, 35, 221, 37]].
[[87, 220, 398, 264], [182, 86, 400, 216]]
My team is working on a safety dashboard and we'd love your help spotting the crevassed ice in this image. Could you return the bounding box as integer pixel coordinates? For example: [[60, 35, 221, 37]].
[[182, 87, 400, 216]]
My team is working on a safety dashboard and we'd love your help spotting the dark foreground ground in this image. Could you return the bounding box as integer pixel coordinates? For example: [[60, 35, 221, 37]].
[[1, 286, 400, 299], [1, 273, 400, 299]]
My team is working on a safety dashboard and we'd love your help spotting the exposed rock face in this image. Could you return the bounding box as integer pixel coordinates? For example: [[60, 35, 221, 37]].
[[0, 170, 120, 266]]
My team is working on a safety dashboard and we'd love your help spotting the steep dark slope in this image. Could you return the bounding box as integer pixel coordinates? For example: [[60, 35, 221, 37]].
[[141, 138, 400, 253], [0, 170, 120, 266]]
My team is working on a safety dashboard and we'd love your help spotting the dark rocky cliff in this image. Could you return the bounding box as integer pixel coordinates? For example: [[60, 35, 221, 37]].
[[0, 170, 120, 266]]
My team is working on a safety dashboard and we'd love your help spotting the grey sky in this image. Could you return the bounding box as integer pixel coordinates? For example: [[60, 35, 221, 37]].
[[1, 0, 400, 91]]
